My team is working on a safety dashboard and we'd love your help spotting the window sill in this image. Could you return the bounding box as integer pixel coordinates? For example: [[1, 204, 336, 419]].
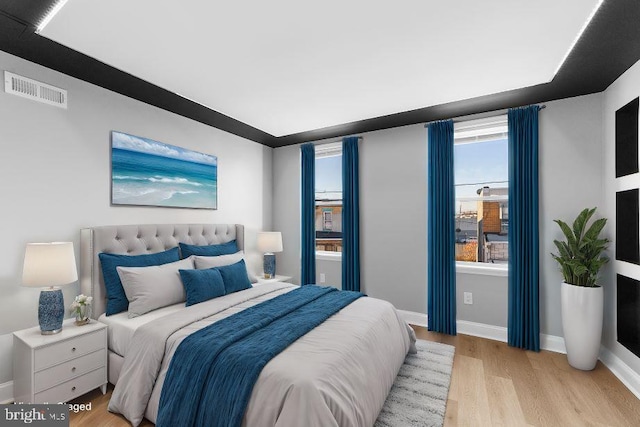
[[456, 261, 508, 277], [316, 251, 342, 261]]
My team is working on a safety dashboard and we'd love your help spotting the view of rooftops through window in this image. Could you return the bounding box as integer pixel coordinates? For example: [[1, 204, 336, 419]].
[[454, 116, 509, 265], [313, 120, 508, 262], [315, 144, 342, 253]]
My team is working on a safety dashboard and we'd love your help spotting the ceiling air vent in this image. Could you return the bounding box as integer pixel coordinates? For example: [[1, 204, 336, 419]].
[[3, 71, 68, 109]]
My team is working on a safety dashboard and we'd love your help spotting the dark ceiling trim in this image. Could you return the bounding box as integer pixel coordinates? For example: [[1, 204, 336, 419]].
[[0, 0, 639, 148], [274, 0, 640, 147], [0, 0, 276, 145]]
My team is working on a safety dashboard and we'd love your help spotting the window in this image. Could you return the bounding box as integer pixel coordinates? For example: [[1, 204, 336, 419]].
[[315, 142, 342, 255], [322, 210, 333, 230], [454, 116, 509, 267]]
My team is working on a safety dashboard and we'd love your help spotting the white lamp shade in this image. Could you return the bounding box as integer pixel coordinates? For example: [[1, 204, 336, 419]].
[[22, 242, 78, 287], [257, 232, 283, 253]]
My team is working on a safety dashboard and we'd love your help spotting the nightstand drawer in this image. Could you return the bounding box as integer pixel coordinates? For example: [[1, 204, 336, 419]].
[[34, 367, 105, 404], [34, 329, 106, 371], [35, 349, 106, 392]]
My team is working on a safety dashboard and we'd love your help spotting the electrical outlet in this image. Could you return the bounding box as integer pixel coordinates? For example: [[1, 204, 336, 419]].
[[463, 292, 473, 305], [320, 273, 326, 283]]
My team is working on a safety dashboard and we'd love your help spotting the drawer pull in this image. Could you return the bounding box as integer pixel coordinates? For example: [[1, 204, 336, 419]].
[[72, 367, 76, 372], [72, 386, 76, 391], [72, 347, 76, 352]]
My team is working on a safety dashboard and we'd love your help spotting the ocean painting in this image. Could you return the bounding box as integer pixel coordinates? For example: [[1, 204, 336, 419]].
[[111, 131, 217, 209]]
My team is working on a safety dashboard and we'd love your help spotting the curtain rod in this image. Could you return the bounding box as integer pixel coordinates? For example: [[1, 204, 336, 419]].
[[311, 136, 363, 145], [423, 104, 546, 128]]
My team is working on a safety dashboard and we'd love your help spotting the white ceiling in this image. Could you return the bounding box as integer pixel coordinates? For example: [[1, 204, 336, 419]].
[[41, 0, 601, 137]]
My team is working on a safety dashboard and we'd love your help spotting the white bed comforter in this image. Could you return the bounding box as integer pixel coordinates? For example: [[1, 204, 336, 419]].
[[108, 283, 416, 427]]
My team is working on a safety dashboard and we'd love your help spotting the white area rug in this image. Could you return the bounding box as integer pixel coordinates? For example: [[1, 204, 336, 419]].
[[375, 339, 455, 427]]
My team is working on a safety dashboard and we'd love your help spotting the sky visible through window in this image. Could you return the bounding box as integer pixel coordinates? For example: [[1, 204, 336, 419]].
[[316, 155, 342, 194], [316, 142, 506, 203], [454, 138, 508, 212]]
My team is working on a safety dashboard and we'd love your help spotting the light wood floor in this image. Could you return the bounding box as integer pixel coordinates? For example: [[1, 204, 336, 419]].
[[412, 327, 640, 427], [69, 326, 640, 426]]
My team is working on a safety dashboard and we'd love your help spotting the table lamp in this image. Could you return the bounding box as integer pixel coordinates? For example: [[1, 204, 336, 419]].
[[22, 242, 78, 335], [257, 232, 283, 279]]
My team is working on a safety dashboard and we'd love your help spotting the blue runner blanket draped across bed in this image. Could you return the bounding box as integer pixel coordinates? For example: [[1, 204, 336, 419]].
[[156, 285, 364, 427]]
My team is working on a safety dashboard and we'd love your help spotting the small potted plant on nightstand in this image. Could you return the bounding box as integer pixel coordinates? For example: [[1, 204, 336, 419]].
[[551, 208, 609, 370]]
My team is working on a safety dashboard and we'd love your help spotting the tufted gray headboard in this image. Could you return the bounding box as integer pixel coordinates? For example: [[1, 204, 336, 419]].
[[80, 224, 244, 319]]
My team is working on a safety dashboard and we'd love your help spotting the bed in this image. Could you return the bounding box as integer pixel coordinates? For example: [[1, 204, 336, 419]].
[[80, 223, 416, 426]]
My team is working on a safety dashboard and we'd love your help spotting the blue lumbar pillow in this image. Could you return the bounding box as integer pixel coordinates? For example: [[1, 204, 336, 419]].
[[99, 247, 180, 315], [179, 241, 238, 258], [179, 268, 226, 306]]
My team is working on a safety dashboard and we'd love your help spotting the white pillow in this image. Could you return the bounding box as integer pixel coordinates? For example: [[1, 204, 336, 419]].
[[193, 251, 258, 283], [116, 257, 194, 318]]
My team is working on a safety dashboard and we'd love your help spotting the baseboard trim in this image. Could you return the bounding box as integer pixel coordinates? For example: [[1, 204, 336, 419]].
[[398, 311, 566, 353], [457, 320, 508, 342], [599, 346, 640, 400], [0, 381, 13, 404], [396, 310, 427, 328], [540, 334, 567, 354]]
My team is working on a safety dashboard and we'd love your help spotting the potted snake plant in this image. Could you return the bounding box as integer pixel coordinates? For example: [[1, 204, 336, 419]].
[[551, 208, 609, 370]]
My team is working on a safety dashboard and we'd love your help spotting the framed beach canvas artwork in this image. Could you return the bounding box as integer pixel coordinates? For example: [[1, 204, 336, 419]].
[[111, 131, 217, 209]]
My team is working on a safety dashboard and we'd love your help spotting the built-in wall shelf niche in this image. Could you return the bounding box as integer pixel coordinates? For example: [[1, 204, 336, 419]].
[[615, 97, 639, 178], [617, 274, 640, 358], [615, 189, 640, 264]]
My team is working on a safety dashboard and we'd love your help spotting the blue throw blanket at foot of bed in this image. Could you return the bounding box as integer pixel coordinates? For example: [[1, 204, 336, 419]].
[[157, 285, 364, 427]]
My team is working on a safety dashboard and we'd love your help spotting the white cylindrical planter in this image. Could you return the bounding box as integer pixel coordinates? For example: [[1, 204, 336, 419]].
[[561, 282, 603, 370]]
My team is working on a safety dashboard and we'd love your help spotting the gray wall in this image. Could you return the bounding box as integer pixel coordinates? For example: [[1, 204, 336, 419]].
[[456, 273, 508, 327], [272, 93, 604, 337], [272, 144, 300, 284], [538, 92, 604, 336], [360, 124, 428, 313], [601, 59, 640, 375], [0, 51, 273, 385], [316, 259, 342, 289], [273, 124, 428, 312]]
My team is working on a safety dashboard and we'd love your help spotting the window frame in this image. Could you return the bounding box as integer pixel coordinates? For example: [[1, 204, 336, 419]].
[[315, 142, 343, 260], [456, 260, 508, 276], [453, 115, 509, 275]]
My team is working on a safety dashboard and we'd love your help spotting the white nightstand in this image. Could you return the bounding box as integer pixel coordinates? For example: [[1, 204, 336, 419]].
[[13, 318, 107, 404], [256, 275, 292, 285]]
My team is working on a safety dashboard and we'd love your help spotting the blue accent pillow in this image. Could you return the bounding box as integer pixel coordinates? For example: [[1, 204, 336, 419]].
[[99, 247, 180, 316], [218, 260, 252, 294], [179, 268, 226, 306], [179, 241, 239, 258]]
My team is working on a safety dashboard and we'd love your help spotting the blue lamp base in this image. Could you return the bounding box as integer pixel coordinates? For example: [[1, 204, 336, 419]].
[[39, 287, 64, 335], [263, 253, 276, 279]]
